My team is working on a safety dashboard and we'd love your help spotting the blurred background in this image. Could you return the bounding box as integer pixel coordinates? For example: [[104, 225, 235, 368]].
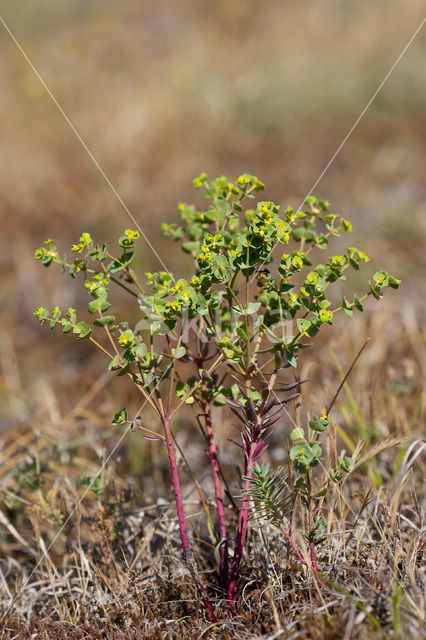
[[0, 1, 424, 464]]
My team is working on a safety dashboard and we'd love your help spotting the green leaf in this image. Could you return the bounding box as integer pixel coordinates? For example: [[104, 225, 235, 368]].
[[290, 427, 305, 441], [99, 299, 111, 313], [315, 487, 327, 498], [309, 442, 322, 459], [61, 321, 73, 333], [73, 321, 92, 340], [175, 381, 189, 397], [290, 443, 314, 466], [134, 343, 147, 358], [297, 318, 311, 333], [292, 228, 305, 242], [368, 283, 381, 300], [214, 199, 230, 217], [294, 477, 306, 490], [182, 241, 200, 254], [306, 322, 320, 337], [108, 355, 121, 371], [246, 302, 261, 314], [309, 415, 328, 433], [342, 296, 353, 317], [330, 469, 342, 483], [93, 315, 116, 326], [254, 314, 264, 330], [338, 456, 354, 473], [117, 360, 130, 376], [286, 349, 297, 368], [236, 326, 248, 342], [353, 295, 363, 312], [112, 408, 128, 426], [388, 275, 401, 289], [110, 252, 135, 273], [93, 286, 109, 299], [88, 298, 111, 313]]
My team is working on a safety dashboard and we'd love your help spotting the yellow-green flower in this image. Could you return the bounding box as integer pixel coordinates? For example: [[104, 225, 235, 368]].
[[307, 272, 319, 285], [237, 174, 251, 185], [319, 309, 333, 324], [330, 255, 346, 268], [124, 229, 139, 241]]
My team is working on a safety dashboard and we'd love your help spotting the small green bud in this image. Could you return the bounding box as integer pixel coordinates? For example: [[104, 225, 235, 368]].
[[193, 172, 207, 188]]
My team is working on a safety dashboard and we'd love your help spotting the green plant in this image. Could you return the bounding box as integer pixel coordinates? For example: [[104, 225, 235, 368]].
[[34, 173, 400, 617], [244, 416, 355, 579]]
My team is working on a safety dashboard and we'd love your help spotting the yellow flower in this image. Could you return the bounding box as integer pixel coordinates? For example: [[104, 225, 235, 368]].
[[166, 301, 180, 310], [180, 289, 191, 303], [319, 309, 333, 323], [237, 174, 251, 185], [125, 229, 139, 241]]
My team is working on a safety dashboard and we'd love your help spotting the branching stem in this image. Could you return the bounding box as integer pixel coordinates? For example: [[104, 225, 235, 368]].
[[161, 415, 216, 621]]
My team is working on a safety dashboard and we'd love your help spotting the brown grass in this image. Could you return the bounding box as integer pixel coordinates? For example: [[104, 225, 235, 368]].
[[0, 305, 424, 639]]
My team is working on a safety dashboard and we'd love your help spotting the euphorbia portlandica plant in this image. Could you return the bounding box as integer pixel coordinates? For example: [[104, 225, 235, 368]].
[[34, 173, 400, 618]]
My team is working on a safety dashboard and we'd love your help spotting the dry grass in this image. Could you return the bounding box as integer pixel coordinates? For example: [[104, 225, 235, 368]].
[[0, 305, 424, 639]]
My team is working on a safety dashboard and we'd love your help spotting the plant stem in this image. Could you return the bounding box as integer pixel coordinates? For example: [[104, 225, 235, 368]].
[[309, 539, 320, 574], [306, 495, 324, 584], [227, 441, 256, 603], [161, 415, 216, 621], [170, 353, 224, 418], [203, 402, 229, 594], [281, 526, 308, 566]]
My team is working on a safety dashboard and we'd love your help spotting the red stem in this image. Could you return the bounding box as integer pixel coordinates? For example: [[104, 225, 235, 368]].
[[281, 526, 308, 566], [161, 416, 217, 621], [227, 442, 256, 603], [204, 403, 229, 594], [309, 539, 320, 573]]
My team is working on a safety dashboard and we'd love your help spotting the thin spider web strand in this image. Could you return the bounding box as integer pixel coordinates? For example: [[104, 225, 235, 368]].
[[0, 15, 172, 277], [250, 17, 426, 284]]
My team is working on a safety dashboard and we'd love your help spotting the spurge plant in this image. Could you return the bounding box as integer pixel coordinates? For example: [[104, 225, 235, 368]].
[[34, 173, 400, 619]]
